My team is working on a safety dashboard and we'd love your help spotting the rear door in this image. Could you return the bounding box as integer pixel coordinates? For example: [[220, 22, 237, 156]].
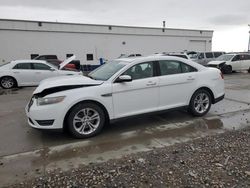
[[12, 63, 36, 86], [230, 55, 241, 71], [158, 60, 198, 110], [241, 54, 250, 70]]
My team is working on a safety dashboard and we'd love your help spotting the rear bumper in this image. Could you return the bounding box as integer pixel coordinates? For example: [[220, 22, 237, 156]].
[[213, 94, 225, 104]]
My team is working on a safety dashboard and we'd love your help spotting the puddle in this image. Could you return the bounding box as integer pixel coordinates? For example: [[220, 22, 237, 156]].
[[0, 88, 19, 95]]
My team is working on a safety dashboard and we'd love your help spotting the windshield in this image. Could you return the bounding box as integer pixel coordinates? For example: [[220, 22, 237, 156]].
[[216, 54, 234, 61], [89, 60, 127, 81], [0, 62, 10, 67]]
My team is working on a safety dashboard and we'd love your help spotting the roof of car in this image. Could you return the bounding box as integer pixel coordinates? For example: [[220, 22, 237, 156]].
[[11, 60, 47, 63]]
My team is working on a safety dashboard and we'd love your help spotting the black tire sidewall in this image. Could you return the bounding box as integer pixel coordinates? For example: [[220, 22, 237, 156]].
[[0, 76, 16, 89], [223, 65, 232, 74], [189, 89, 212, 117], [67, 103, 105, 138]]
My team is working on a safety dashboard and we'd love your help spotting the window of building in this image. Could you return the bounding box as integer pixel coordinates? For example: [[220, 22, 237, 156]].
[[31, 54, 39, 59], [87, 54, 94, 61], [123, 62, 154, 80], [13, 63, 32, 70], [33, 63, 51, 70]]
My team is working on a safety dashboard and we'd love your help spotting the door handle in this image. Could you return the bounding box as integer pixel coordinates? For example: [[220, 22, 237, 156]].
[[35, 72, 41, 74], [187, 77, 195, 81], [13, 71, 20, 74], [146, 82, 157, 86]]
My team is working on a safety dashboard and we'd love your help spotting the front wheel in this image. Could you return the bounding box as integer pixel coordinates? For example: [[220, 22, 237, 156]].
[[222, 65, 232, 74], [189, 89, 212, 117], [67, 103, 105, 138], [0, 76, 17, 89]]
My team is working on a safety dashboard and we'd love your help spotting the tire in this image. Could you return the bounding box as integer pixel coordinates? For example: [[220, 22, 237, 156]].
[[222, 65, 232, 74], [248, 67, 250, 73], [189, 89, 212, 117], [0, 76, 17, 89], [67, 102, 105, 138]]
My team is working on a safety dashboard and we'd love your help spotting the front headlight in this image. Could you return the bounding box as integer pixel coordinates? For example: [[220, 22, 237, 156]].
[[37, 96, 65, 106]]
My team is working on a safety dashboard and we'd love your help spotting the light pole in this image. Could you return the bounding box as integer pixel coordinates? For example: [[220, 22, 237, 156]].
[[248, 24, 250, 52]]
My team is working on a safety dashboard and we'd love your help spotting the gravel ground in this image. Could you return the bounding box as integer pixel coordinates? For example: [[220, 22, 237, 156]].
[[11, 127, 250, 188]]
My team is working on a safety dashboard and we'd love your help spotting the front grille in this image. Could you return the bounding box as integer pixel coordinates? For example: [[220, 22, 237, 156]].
[[36, 120, 54, 126]]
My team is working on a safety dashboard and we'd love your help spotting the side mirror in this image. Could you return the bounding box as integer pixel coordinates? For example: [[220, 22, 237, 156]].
[[116, 75, 132, 83]]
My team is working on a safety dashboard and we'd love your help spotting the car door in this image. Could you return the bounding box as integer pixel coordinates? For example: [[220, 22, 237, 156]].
[[230, 55, 241, 71], [240, 54, 250, 70], [158, 60, 198, 110], [12, 63, 36, 86], [112, 61, 159, 118], [32, 63, 57, 83]]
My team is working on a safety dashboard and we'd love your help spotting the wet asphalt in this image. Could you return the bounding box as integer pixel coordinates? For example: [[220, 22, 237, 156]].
[[0, 72, 250, 186]]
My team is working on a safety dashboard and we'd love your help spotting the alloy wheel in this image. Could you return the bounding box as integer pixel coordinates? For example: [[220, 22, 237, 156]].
[[193, 93, 210, 114], [73, 108, 100, 135], [1, 77, 14, 89]]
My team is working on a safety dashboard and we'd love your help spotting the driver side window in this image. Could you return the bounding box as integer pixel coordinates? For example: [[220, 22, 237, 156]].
[[123, 62, 154, 80], [232, 55, 240, 62]]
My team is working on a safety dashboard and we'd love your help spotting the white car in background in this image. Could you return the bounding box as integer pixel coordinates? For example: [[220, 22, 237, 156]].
[[207, 53, 250, 74], [0, 56, 82, 89], [26, 56, 224, 138]]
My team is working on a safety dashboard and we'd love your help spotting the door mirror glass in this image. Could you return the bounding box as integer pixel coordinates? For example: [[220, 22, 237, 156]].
[[116, 75, 132, 83]]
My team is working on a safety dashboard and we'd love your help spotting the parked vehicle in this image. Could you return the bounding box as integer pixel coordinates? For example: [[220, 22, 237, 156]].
[[34, 55, 79, 70], [193, 51, 225, 66], [118, 54, 142, 58], [26, 56, 225, 138], [207, 53, 250, 74], [0, 56, 82, 89], [161, 52, 190, 59]]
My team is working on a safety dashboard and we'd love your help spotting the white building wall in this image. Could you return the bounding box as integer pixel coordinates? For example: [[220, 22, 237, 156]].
[[0, 19, 213, 65]]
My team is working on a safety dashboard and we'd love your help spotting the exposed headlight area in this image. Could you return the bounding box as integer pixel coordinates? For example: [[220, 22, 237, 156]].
[[37, 96, 65, 106], [219, 62, 226, 68]]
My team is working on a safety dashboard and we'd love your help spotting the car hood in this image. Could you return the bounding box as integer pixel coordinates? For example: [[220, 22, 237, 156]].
[[207, 61, 226, 65], [33, 75, 104, 97], [59, 55, 76, 70]]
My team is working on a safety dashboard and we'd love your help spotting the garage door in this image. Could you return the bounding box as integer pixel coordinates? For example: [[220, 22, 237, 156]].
[[188, 40, 206, 51]]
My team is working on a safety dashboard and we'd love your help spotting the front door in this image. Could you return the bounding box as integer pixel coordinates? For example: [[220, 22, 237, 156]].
[[112, 61, 159, 119], [32, 63, 57, 84]]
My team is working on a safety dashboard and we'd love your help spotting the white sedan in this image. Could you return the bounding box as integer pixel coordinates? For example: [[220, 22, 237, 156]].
[[0, 56, 81, 89], [26, 56, 225, 138]]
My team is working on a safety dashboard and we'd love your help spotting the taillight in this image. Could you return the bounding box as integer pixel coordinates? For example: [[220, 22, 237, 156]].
[[220, 72, 224, 79]]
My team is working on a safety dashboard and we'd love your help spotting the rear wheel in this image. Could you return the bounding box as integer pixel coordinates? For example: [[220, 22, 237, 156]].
[[189, 89, 212, 117], [67, 102, 105, 138], [0, 76, 17, 89]]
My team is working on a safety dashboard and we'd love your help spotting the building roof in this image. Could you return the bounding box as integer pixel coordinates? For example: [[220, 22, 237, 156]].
[[0, 19, 213, 38]]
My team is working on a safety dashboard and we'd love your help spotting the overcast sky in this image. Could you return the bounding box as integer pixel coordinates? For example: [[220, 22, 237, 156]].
[[0, 0, 249, 52]]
